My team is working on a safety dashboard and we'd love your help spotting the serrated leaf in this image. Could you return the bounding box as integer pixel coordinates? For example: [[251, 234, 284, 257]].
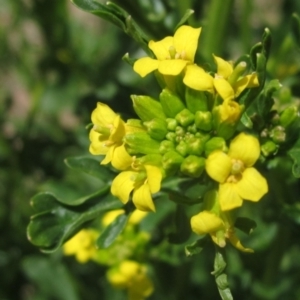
[[174, 9, 195, 31], [64, 156, 114, 181], [27, 191, 123, 252], [249, 42, 262, 70], [234, 217, 257, 235], [185, 237, 208, 257], [96, 213, 129, 248]]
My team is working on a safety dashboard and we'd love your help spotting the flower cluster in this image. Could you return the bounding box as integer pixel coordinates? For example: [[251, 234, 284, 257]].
[[89, 25, 269, 250]]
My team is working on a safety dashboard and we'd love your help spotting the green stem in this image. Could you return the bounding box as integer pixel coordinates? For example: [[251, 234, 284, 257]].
[[200, 0, 234, 60]]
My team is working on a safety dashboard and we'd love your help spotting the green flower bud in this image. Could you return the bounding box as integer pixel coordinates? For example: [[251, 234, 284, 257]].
[[175, 109, 195, 127], [166, 118, 178, 131], [187, 123, 197, 133], [138, 154, 163, 166], [261, 140, 278, 156], [143, 118, 168, 141], [159, 140, 175, 154], [228, 61, 247, 85], [195, 111, 212, 131], [125, 132, 160, 154], [159, 89, 185, 117], [162, 150, 184, 174], [166, 132, 176, 142], [131, 95, 166, 121], [186, 137, 205, 155], [176, 141, 188, 157], [185, 87, 208, 112], [180, 155, 205, 178], [279, 105, 299, 128], [204, 137, 227, 157], [270, 126, 286, 143]]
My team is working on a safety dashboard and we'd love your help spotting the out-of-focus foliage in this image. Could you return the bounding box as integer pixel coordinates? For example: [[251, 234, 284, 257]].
[[1, 0, 300, 299]]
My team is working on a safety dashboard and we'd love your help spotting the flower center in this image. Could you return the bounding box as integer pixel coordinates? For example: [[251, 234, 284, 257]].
[[168, 46, 186, 60], [230, 159, 244, 175]]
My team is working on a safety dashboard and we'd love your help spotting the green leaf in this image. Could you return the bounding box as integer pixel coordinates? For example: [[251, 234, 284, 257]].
[[174, 9, 195, 31], [234, 217, 257, 235], [283, 203, 300, 224], [27, 191, 123, 252], [96, 213, 129, 248], [185, 237, 208, 257], [64, 156, 115, 181], [288, 145, 300, 178], [168, 191, 202, 205], [262, 28, 272, 60], [240, 112, 253, 129], [292, 13, 300, 47]]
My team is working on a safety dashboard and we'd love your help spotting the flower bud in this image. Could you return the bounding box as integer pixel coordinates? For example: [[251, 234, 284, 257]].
[[279, 105, 299, 128], [180, 155, 205, 178], [162, 150, 184, 174], [204, 137, 227, 157], [186, 137, 205, 155], [261, 140, 278, 156], [175, 109, 195, 127], [185, 88, 208, 112], [166, 118, 178, 131], [138, 154, 163, 166], [195, 111, 212, 131], [270, 126, 286, 143], [228, 61, 247, 85], [131, 95, 166, 121], [159, 89, 185, 117], [159, 140, 175, 154], [125, 132, 160, 154], [143, 118, 168, 141], [176, 140, 188, 157]]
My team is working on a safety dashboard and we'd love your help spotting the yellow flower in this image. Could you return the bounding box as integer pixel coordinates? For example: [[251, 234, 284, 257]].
[[102, 209, 148, 226], [133, 25, 201, 77], [205, 133, 268, 211], [107, 260, 154, 300], [190, 190, 253, 252], [89, 102, 132, 170], [111, 164, 162, 212], [63, 229, 99, 263]]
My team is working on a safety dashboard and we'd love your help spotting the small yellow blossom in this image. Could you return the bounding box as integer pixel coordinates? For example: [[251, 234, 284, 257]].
[[205, 133, 268, 211], [190, 190, 253, 252], [102, 209, 148, 226], [111, 164, 162, 212], [89, 102, 132, 170], [107, 260, 154, 300], [134, 25, 201, 77], [63, 229, 99, 263]]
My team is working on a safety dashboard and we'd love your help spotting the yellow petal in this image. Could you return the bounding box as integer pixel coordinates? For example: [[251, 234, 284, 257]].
[[237, 167, 268, 201], [183, 65, 214, 92], [133, 183, 156, 212], [89, 130, 108, 155], [129, 210, 148, 225], [213, 55, 233, 78], [149, 37, 173, 60], [191, 211, 224, 235], [133, 57, 159, 77], [205, 151, 232, 183], [91, 102, 116, 126], [111, 171, 136, 204], [173, 26, 201, 61], [216, 101, 242, 124], [101, 144, 115, 165], [102, 209, 125, 226], [219, 182, 243, 211], [110, 115, 126, 142], [234, 72, 258, 97], [144, 165, 162, 193], [228, 133, 260, 167], [158, 59, 188, 75], [111, 144, 132, 170], [228, 233, 254, 253], [213, 78, 234, 101]]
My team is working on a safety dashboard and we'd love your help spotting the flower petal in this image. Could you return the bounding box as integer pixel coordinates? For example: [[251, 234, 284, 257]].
[[213, 78, 234, 101], [101, 144, 115, 165], [89, 130, 108, 155], [133, 184, 156, 212], [173, 26, 201, 62], [133, 57, 159, 77], [228, 133, 260, 167], [237, 168, 268, 201], [111, 144, 132, 170], [213, 55, 233, 78], [144, 165, 162, 193], [158, 59, 188, 75], [149, 37, 173, 60], [234, 73, 259, 97], [228, 232, 254, 253], [183, 65, 214, 92], [219, 182, 243, 211], [111, 171, 136, 204], [110, 115, 126, 142], [91, 102, 116, 126], [191, 211, 224, 235], [205, 151, 232, 183]]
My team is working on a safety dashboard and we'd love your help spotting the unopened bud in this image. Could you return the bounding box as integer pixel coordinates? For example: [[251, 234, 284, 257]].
[[186, 137, 205, 155], [159, 140, 175, 154], [144, 118, 168, 141], [162, 150, 184, 174], [261, 140, 278, 156], [180, 155, 205, 178], [279, 105, 299, 128], [195, 111, 212, 131], [270, 126, 286, 143], [125, 132, 160, 154], [166, 118, 178, 131], [228, 61, 247, 85], [176, 141, 188, 157], [204, 137, 228, 157], [185, 87, 208, 112], [175, 109, 195, 127], [159, 89, 186, 117]]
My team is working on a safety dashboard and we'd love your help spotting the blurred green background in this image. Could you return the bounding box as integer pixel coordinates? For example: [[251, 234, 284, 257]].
[[1, 0, 300, 299]]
